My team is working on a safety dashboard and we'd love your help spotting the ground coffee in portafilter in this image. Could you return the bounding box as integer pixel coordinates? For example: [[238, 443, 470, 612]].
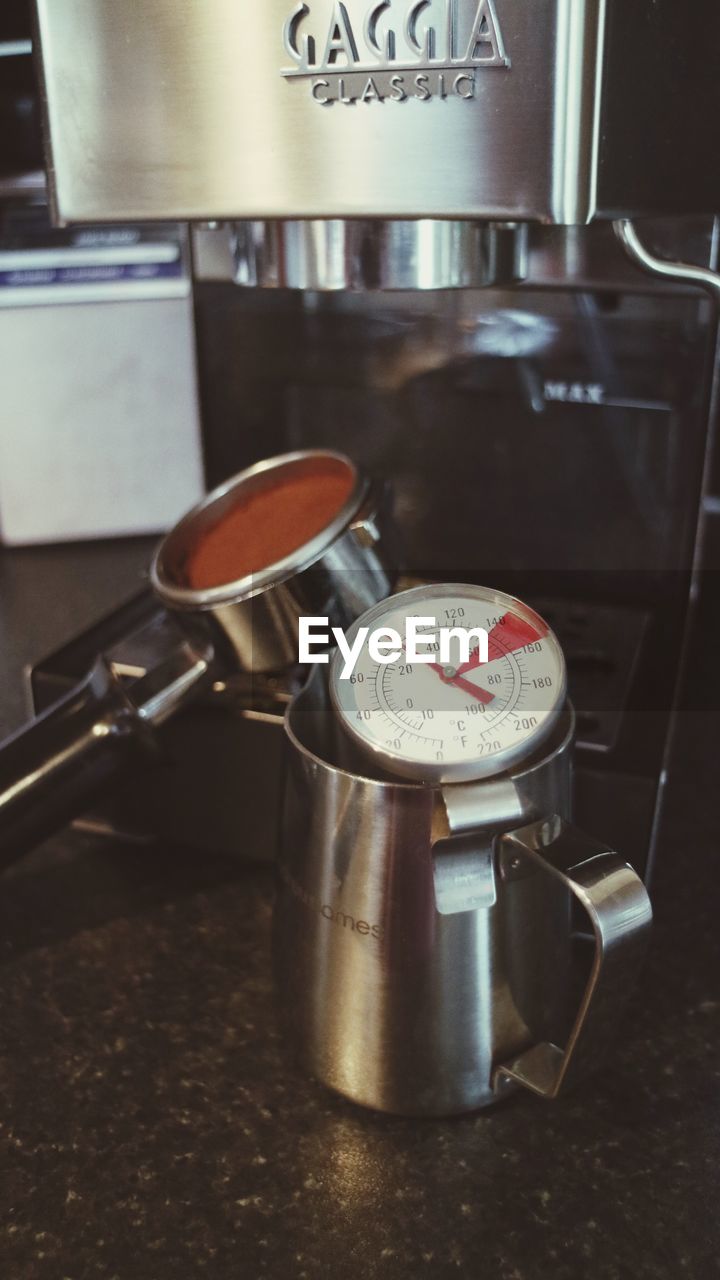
[[186, 458, 356, 590]]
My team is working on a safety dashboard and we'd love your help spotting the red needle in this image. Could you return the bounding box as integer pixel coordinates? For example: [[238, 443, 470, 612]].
[[456, 610, 548, 677], [429, 663, 495, 706]]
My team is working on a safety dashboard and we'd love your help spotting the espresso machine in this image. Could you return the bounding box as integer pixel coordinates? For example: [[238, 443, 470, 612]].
[[5, 0, 720, 882]]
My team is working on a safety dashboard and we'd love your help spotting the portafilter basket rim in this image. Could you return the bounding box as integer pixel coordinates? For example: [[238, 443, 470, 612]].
[[150, 449, 368, 612]]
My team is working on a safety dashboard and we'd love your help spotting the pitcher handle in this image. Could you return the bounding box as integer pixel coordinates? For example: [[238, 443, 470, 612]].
[[493, 817, 652, 1099]]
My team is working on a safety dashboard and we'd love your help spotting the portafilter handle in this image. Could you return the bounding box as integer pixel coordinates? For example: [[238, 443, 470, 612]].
[[0, 642, 213, 872]]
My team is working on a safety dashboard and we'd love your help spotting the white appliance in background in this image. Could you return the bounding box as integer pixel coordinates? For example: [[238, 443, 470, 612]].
[[0, 223, 205, 545]]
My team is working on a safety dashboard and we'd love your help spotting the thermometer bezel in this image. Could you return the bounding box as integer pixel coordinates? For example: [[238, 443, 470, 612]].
[[329, 583, 568, 784]]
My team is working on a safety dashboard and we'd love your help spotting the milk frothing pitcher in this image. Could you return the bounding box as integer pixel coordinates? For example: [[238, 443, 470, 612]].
[[275, 586, 652, 1116]]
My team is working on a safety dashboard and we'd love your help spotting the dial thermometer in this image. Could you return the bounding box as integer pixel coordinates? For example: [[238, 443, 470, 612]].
[[330, 584, 567, 784]]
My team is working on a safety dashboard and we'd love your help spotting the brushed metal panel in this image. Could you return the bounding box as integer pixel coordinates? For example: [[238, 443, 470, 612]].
[[34, 0, 603, 224]]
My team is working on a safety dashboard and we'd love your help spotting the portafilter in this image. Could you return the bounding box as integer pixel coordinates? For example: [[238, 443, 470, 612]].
[[0, 450, 398, 867]]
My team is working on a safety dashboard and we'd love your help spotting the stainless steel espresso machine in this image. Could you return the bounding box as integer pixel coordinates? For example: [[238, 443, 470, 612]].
[[10, 0, 720, 882]]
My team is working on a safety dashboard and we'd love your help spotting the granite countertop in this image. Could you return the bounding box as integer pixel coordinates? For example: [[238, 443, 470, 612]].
[[0, 542, 718, 1280]]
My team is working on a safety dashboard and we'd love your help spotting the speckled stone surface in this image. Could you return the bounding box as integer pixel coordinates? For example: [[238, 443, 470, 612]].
[[0, 545, 718, 1279]]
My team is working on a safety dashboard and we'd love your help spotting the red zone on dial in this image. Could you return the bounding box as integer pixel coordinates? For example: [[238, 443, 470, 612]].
[[430, 610, 549, 705]]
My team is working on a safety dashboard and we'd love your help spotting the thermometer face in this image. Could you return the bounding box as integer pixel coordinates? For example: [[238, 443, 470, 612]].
[[329, 584, 566, 783]]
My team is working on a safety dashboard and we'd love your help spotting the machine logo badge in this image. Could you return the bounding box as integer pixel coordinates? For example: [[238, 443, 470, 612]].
[[282, 0, 510, 104]]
